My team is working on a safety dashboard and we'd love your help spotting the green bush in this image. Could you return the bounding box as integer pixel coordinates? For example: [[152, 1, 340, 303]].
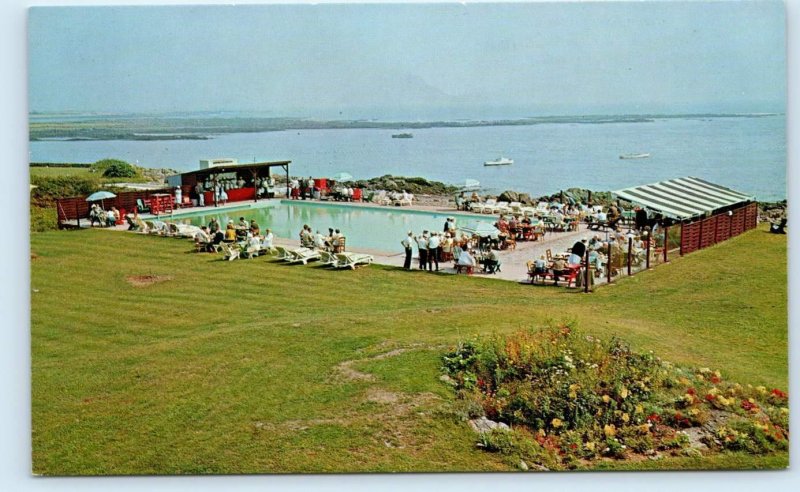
[[30, 206, 57, 233], [442, 326, 790, 468], [101, 161, 137, 178], [30, 175, 100, 205]]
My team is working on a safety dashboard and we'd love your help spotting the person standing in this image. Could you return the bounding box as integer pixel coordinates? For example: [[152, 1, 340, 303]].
[[416, 232, 428, 270], [195, 182, 205, 207], [427, 232, 441, 271], [401, 231, 413, 270]]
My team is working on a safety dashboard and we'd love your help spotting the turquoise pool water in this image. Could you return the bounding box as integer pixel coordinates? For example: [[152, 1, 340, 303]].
[[170, 200, 496, 253]]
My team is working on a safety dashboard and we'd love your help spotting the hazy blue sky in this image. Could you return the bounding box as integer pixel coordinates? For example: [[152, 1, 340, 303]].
[[28, 1, 786, 119]]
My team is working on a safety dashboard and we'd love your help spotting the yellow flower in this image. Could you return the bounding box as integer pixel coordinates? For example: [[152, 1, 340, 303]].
[[602, 395, 611, 403], [708, 387, 720, 396], [622, 413, 630, 423], [717, 396, 732, 406], [689, 408, 700, 416], [551, 418, 563, 428], [635, 404, 644, 414], [603, 424, 617, 437], [619, 387, 629, 399], [679, 377, 690, 386], [713, 370, 722, 378], [537, 429, 546, 437], [584, 441, 596, 452], [568, 391, 577, 399], [638, 423, 652, 433], [699, 367, 711, 374], [780, 407, 789, 414], [697, 375, 705, 381], [756, 386, 767, 395]]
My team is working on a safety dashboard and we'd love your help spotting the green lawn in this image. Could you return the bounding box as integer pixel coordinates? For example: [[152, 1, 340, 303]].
[[29, 166, 93, 177], [30, 226, 788, 474]]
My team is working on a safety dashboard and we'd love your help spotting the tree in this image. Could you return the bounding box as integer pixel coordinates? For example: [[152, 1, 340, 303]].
[[96, 159, 137, 178]]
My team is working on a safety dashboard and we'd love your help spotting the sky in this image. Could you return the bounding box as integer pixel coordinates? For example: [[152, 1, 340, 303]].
[[28, 1, 786, 119]]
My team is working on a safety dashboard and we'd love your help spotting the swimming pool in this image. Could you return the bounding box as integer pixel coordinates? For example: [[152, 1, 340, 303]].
[[170, 200, 496, 253]]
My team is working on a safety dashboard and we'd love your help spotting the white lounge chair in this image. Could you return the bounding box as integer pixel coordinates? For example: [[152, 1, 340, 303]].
[[334, 252, 374, 269], [318, 250, 339, 267], [508, 202, 523, 214], [273, 245, 293, 261], [475, 198, 497, 214], [286, 247, 320, 265], [490, 201, 510, 214], [222, 243, 240, 261]]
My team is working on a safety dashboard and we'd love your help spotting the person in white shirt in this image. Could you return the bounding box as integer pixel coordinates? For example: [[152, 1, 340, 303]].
[[427, 232, 441, 271], [416, 233, 428, 270], [401, 231, 413, 269], [314, 231, 326, 250], [457, 249, 476, 267], [194, 226, 211, 251], [261, 229, 274, 250]]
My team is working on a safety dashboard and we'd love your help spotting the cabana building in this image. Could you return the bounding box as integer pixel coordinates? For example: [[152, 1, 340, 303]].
[[166, 159, 292, 206], [613, 176, 758, 255]]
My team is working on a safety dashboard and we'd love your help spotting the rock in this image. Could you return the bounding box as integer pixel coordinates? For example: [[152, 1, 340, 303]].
[[531, 464, 550, 472], [439, 374, 457, 386], [468, 416, 510, 434], [498, 190, 519, 203], [518, 193, 532, 205], [683, 427, 709, 451], [518, 460, 529, 471]]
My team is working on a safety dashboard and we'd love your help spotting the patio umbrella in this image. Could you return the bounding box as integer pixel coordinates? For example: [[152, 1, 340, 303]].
[[459, 179, 480, 191], [459, 221, 500, 237], [86, 190, 117, 209], [331, 172, 354, 182]]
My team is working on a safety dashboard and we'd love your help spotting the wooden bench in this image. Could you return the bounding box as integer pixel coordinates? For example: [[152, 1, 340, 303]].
[[530, 266, 581, 287], [454, 263, 474, 275]]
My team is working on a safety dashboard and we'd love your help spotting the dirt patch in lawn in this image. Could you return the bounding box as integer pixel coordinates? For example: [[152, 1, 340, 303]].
[[126, 275, 174, 287]]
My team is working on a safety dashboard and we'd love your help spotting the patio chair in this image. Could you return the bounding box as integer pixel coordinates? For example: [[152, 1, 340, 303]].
[[491, 201, 511, 214], [221, 243, 240, 261], [318, 250, 339, 267], [273, 245, 292, 261], [285, 247, 320, 265], [136, 198, 151, 214], [334, 252, 374, 270]]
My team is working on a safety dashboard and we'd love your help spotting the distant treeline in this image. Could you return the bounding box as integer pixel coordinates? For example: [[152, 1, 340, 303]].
[[30, 162, 91, 168], [29, 113, 779, 142]]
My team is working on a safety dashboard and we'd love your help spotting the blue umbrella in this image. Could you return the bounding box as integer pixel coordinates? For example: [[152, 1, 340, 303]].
[[86, 191, 117, 202], [86, 190, 117, 209]]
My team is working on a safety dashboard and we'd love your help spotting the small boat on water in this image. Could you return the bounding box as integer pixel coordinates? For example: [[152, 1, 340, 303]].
[[484, 157, 513, 166], [459, 179, 481, 192], [619, 153, 651, 160], [392, 133, 413, 138]]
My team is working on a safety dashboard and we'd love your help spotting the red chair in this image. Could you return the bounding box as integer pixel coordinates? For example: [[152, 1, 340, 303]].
[[352, 188, 363, 201]]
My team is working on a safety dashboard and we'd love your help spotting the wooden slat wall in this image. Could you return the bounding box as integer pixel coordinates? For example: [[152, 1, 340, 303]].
[[55, 188, 173, 226], [679, 202, 758, 256]]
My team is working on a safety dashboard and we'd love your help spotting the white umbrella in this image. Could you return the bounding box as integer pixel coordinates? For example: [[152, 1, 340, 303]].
[[86, 190, 117, 208], [331, 172, 354, 182], [459, 179, 480, 191], [459, 221, 500, 237]]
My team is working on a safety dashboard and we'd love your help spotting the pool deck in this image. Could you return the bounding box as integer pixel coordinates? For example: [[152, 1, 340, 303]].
[[82, 198, 639, 287]]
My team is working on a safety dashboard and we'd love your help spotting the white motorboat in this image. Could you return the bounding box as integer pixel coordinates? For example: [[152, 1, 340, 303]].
[[484, 157, 513, 166], [619, 153, 651, 160]]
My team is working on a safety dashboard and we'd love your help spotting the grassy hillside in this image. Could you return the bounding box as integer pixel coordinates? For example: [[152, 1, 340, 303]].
[[30, 226, 787, 474]]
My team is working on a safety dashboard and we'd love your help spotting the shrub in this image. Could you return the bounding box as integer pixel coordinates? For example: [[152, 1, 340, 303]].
[[442, 325, 790, 468], [102, 161, 137, 178], [30, 205, 57, 232]]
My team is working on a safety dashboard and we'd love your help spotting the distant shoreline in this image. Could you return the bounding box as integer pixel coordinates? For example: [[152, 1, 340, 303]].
[[28, 112, 781, 142]]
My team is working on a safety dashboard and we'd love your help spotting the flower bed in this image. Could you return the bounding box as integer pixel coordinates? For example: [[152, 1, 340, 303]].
[[441, 325, 789, 469]]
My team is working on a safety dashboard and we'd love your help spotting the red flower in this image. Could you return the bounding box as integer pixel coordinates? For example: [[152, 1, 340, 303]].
[[771, 389, 787, 400], [647, 413, 661, 423], [741, 399, 757, 411], [710, 376, 721, 384], [687, 388, 696, 396], [705, 394, 716, 401]]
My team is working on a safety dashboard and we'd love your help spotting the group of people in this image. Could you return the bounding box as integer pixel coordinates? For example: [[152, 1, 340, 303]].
[[298, 225, 346, 252], [193, 216, 274, 253], [88, 204, 121, 227], [398, 217, 501, 274], [288, 176, 357, 201]]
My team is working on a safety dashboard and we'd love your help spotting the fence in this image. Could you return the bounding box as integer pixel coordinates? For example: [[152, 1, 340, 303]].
[[583, 202, 757, 291], [55, 188, 173, 228]]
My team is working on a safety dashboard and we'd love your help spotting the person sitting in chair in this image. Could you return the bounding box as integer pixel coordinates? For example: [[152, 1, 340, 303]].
[[483, 249, 501, 274], [770, 217, 787, 234], [551, 256, 568, 286]]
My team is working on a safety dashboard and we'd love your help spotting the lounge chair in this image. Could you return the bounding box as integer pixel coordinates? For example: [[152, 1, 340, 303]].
[[334, 252, 373, 269], [318, 250, 339, 267], [240, 244, 262, 259], [273, 245, 292, 261], [221, 243, 240, 261], [474, 198, 497, 214], [491, 201, 510, 214], [285, 247, 320, 265]]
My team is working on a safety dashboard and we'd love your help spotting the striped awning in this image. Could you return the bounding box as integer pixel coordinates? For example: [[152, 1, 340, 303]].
[[613, 176, 754, 220]]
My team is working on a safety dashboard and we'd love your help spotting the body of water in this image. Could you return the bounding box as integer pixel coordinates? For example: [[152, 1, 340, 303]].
[[29, 115, 786, 201]]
